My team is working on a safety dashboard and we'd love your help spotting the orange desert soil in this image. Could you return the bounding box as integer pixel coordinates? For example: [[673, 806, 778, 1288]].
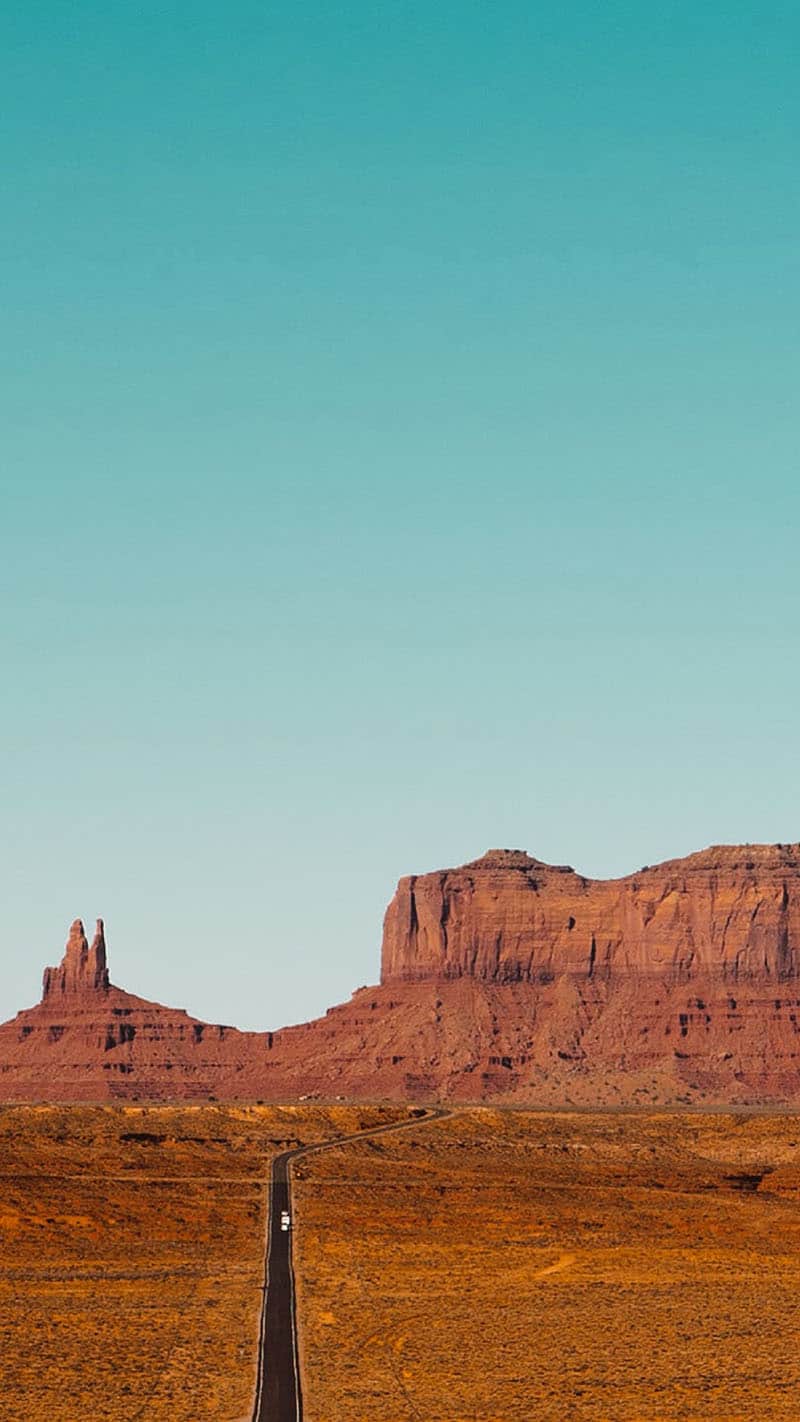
[[293, 1108, 800, 1422], [4, 1106, 800, 1420], [0, 1103, 401, 1421]]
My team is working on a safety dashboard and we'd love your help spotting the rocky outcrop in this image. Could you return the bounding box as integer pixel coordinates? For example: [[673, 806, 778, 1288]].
[[1, 916, 270, 1102], [42, 919, 109, 999], [3, 844, 800, 1105], [381, 845, 800, 985]]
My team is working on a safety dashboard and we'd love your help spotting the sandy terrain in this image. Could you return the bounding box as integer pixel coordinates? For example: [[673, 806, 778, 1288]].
[[292, 1109, 800, 1422], [0, 1103, 399, 1421], [3, 1105, 800, 1420]]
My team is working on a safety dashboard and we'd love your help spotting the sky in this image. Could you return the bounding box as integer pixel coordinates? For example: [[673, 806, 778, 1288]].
[[1, 1, 798, 1030]]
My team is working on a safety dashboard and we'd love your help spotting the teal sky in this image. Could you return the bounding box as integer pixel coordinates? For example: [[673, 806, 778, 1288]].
[[2, 2, 798, 1030]]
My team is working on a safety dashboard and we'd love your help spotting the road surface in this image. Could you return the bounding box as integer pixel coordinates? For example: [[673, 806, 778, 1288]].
[[252, 1108, 448, 1422]]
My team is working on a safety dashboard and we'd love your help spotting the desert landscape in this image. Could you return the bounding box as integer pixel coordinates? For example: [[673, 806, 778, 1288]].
[[3, 1103, 800, 1421], [292, 1107, 800, 1421], [0, 1103, 402, 1421], [4, 845, 800, 1108], [4, 849, 800, 1417], [6, 0, 795, 1414]]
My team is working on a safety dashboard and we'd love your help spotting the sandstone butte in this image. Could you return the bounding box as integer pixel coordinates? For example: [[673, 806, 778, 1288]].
[[2, 844, 800, 1105]]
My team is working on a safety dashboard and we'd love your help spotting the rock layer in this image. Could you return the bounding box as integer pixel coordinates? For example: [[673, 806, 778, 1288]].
[[2, 844, 800, 1104], [381, 845, 800, 985]]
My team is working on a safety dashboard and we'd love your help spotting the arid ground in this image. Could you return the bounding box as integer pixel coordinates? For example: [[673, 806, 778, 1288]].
[[0, 1103, 400, 1421], [3, 1106, 800, 1420]]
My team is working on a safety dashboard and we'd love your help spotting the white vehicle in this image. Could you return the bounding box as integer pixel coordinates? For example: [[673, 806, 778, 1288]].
[[280, 1209, 291, 1232]]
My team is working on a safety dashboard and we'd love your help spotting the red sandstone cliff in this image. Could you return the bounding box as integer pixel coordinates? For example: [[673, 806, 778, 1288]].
[[2, 845, 800, 1104], [381, 846, 800, 985]]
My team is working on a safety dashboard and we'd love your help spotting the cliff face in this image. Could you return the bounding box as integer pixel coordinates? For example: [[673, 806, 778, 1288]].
[[3, 844, 800, 1105], [381, 846, 800, 986]]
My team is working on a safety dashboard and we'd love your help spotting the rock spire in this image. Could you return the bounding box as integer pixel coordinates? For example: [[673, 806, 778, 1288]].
[[42, 918, 110, 999]]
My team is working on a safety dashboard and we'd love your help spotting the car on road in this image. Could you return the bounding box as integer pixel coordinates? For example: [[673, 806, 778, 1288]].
[[280, 1209, 291, 1231]]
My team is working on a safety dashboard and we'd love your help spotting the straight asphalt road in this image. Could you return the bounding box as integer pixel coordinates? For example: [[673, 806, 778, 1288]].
[[252, 1107, 449, 1422]]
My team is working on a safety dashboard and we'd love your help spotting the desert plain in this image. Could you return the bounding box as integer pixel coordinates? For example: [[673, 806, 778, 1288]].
[[2, 1104, 800, 1421]]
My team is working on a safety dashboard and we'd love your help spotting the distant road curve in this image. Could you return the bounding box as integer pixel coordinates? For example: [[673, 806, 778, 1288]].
[[252, 1106, 450, 1422]]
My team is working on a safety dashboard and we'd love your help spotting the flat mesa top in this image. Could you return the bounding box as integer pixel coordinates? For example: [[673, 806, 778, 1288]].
[[455, 843, 800, 882]]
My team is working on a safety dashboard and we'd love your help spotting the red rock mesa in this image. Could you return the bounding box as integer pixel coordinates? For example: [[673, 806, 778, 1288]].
[[1, 844, 799, 1104], [381, 846, 800, 985]]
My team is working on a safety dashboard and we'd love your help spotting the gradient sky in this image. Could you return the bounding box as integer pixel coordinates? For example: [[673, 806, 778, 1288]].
[[2, 1, 798, 1030]]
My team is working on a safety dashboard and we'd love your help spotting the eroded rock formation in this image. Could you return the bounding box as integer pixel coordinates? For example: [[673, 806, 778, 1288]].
[[42, 919, 110, 999], [2, 843, 800, 1104], [381, 845, 800, 985]]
